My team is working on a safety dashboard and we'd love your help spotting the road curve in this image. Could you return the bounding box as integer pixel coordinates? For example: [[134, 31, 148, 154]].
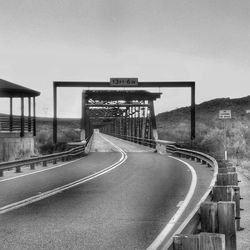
[[0, 133, 213, 249]]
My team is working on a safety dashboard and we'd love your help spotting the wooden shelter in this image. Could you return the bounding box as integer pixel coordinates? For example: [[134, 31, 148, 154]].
[[0, 79, 40, 162], [0, 79, 40, 137]]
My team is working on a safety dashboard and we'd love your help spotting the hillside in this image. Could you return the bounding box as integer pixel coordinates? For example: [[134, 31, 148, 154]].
[[157, 95, 250, 125], [156, 95, 250, 160]]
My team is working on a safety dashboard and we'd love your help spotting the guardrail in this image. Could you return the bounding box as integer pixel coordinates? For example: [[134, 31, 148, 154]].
[[0, 143, 86, 177], [106, 133, 157, 148], [108, 133, 240, 250], [154, 143, 240, 250]]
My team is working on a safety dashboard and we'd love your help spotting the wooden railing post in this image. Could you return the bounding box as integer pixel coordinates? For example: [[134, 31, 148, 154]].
[[216, 173, 238, 186], [173, 233, 225, 250], [218, 201, 236, 250], [173, 234, 199, 250], [199, 233, 225, 250], [200, 202, 218, 233]]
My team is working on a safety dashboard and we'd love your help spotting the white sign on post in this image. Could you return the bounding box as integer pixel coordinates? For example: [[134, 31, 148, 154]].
[[219, 110, 231, 161], [219, 110, 231, 119]]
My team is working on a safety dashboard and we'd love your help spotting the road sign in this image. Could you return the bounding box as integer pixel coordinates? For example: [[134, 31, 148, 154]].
[[219, 110, 231, 119], [110, 78, 138, 87]]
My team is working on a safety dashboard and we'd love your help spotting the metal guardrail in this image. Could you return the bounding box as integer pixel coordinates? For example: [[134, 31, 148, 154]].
[[108, 133, 157, 148], [108, 134, 219, 249], [0, 144, 86, 177], [157, 144, 219, 249]]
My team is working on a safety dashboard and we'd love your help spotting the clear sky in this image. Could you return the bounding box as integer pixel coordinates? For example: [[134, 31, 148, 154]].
[[0, 0, 250, 117]]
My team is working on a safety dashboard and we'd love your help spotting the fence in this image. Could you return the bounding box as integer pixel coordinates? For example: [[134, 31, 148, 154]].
[[0, 115, 34, 133]]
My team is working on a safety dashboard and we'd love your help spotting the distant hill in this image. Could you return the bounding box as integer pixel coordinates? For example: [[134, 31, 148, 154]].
[[157, 95, 250, 125], [156, 95, 250, 140]]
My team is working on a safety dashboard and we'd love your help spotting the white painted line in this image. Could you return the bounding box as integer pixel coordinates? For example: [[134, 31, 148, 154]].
[[147, 156, 197, 250], [162, 156, 218, 249], [176, 201, 183, 207], [0, 157, 84, 183], [0, 133, 128, 214]]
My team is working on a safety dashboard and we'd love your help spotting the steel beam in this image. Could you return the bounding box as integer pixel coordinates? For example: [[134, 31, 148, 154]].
[[53, 81, 196, 141], [53, 83, 57, 143], [191, 84, 196, 140], [54, 81, 194, 88]]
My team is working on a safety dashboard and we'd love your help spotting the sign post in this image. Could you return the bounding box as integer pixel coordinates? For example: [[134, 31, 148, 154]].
[[219, 110, 231, 161]]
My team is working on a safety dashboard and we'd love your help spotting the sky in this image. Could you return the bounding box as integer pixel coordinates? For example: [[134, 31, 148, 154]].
[[0, 0, 250, 117]]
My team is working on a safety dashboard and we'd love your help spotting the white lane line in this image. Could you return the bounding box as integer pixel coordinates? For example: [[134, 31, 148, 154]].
[[147, 156, 197, 250], [176, 201, 183, 207], [0, 134, 128, 215], [0, 157, 84, 183]]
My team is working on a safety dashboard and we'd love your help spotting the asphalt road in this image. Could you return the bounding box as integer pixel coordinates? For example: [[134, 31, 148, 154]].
[[0, 133, 213, 250]]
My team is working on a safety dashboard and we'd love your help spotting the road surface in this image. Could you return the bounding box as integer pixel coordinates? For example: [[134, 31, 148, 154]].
[[0, 132, 213, 249]]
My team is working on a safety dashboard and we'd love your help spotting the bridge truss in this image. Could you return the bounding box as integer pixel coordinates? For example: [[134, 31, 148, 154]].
[[53, 80, 195, 143], [82, 90, 161, 145]]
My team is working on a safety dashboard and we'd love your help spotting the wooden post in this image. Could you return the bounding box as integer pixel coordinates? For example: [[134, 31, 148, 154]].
[[33, 97, 36, 136], [173, 234, 199, 250], [16, 166, 21, 173], [213, 185, 242, 231], [200, 202, 218, 233], [9, 97, 13, 132], [28, 97, 31, 132], [20, 97, 24, 137], [218, 167, 236, 174], [199, 233, 225, 250], [218, 201, 236, 250], [212, 186, 235, 202], [30, 162, 35, 170], [216, 173, 238, 186]]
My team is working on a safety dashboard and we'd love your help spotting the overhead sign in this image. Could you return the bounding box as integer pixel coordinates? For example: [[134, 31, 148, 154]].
[[219, 110, 231, 119], [110, 78, 138, 87]]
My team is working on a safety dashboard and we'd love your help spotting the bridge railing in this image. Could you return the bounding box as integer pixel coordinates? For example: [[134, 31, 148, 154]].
[[0, 144, 86, 177], [108, 132, 237, 249], [108, 133, 157, 148], [0, 115, 34, 132]]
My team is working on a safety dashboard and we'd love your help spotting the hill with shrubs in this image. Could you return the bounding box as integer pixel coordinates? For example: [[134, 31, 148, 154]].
[[156, 95, 250, 162]]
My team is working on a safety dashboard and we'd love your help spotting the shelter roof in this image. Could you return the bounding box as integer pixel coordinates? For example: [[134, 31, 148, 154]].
[[85, 90, 162, 101], [0, 79, 40, 97]]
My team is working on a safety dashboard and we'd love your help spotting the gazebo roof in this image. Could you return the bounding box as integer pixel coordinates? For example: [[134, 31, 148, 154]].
[[0, 79, 40, 97]]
